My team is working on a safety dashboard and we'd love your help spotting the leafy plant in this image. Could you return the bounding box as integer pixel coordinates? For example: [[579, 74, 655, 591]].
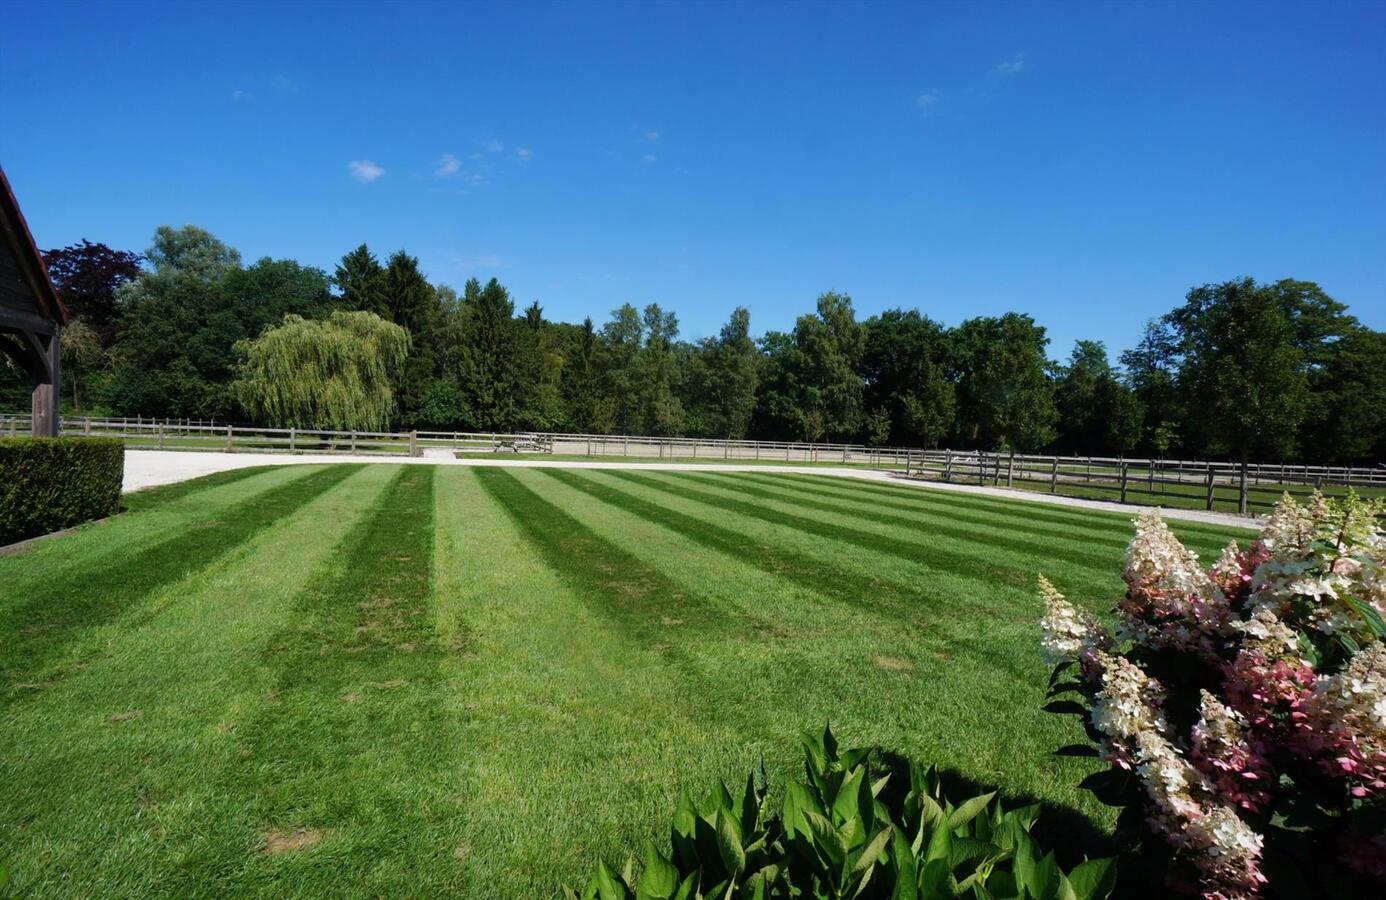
[[565, 725, 1116, 899]]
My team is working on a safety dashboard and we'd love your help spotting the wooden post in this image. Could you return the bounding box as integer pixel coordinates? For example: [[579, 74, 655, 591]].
[[158, 424, 165, 449], [943, 451, 952, 482], [1007, 451, 1015, 487], [1205, 464, 1216, 511], [410, 430, 419, 457], [1120, 461, 1130, 503], [84, 417, 91, 436], [1238, 461, 1248, 516], [978, 453, 985, 485], [289, 427, 296, 452], [1050, 457, 1059, 493], [225, 425, 233, 452]]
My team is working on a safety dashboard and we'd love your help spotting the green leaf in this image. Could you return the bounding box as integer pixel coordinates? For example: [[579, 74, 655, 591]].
[[852, 825, 894, 876], [594, 860, 633, 900], [1053, 872, 1079, 900], [670, 872, 700, 900], [946, 792, 996, 831], [1065, 858, 1117, 900], [887, 829, 918, 900], [672, 791, 699, 869], [637, 843, 679, 900], [805, 809, 848, 870], [716, 807, 747, 876], [1345, 597, 1386, 638], [834, 766, 867, 824]]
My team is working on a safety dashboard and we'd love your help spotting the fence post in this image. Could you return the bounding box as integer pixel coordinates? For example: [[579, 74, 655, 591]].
[[289, 427, 296, 452], [1007, 451, 1015, 487], [350, 430, 357, 453], [410, 430, 419, 458], [84, 416, 91, 435], [158, 424, 165, 449], [1205, 464, 1215, 511], [978, 453, 985, 485], [1050, 457, 1059, 493], [1238, 461, 1248, 516], [225, 425, 233, 452], [943, 451, 952, 482], [1120, 461, 1130, 503]]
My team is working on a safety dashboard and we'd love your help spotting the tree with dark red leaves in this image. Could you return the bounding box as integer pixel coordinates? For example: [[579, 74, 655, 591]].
[[41, 240, 144, 345]]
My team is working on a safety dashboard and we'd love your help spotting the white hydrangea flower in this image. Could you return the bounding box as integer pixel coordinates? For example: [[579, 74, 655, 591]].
[[1232, 607, 1300, 657], [1090, 652, 1168, 742], [1037, 575, 1107, 666], [1125, 509, 1206, 598], [1258, 493, 1314, 557], [1308, 641, 1386, 735]]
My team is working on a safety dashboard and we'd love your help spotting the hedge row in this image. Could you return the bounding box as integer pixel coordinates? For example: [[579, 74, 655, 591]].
[[0, 437, 124, 545]]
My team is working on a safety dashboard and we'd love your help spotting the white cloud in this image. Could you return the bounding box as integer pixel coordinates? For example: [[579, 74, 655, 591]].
[[995, 52, 1027, 75], [465, 173, 488, 186], [481, 138, 504, 154], [642, 154, 658, 163], [515, 147, 533, 161], [916, 89, 939, 112], [434, 154, 462, 177], [644, 130, 660, 141], [348, 159, 385, 182], [271, 74, 300, 92], [231, 89, 253, 103]]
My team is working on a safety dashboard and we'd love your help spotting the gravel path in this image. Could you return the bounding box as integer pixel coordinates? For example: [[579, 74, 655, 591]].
[[122, 449, 1257, 530]]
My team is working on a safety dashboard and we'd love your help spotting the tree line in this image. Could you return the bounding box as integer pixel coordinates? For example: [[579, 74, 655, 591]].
[[7, 224, 1382, 463]]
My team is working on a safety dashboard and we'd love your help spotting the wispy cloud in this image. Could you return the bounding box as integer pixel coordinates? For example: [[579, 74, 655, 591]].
[[271, 74, 300, 92], [465, 173, 488, 187], [231, 89, 254, 103], [480, 138, 504, 154], [644, 130, 660, 142], [994, 52, 1027, 75], [642, 154, 658, 164], [433, 154, 462, 177], [515, 147, 533, 161], [916, 89, 939, 113], [348, 159, 385, 183]]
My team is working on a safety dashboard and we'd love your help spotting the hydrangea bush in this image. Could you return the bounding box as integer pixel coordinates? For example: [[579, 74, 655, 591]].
[[1039, 492, 1386, 899]]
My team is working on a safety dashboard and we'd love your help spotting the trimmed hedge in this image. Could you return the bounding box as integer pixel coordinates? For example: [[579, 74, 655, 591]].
[[0, 437, 124, 545]]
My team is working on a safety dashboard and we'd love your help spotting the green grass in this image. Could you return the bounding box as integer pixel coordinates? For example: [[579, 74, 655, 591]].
[[458, 451, 909, 469], [0, 464, 1254, 897]]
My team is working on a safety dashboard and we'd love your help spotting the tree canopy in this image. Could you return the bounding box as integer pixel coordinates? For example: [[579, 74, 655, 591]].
[[234, 310, 409, 431], [16, 224, 1384, 465]]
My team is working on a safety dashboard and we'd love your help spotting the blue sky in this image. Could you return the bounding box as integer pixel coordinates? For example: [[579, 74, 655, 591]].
[[3, 0, 1383, 356]]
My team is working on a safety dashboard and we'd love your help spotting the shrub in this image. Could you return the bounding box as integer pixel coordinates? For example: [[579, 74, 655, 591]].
[[566, 725, 1116, 900], [1039, 493, 1386, 899], [0, 436, 124, 545]]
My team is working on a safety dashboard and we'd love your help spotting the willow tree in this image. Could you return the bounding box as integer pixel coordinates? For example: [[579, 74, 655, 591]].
[[235, 311, 410, 430]]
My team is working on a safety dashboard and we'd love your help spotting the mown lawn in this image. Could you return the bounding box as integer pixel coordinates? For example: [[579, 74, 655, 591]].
[[0, 464, 1254, 897]]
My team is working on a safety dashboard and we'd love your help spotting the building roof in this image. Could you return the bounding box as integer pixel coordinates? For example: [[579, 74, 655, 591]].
[[0, 164, 68, 327]]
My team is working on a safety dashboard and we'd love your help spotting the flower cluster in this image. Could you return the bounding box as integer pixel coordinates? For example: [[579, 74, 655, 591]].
[[1039, 492, 1386, 898]]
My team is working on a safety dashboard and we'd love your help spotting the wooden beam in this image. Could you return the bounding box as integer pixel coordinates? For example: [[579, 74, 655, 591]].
[[30, 330, 59, 437]]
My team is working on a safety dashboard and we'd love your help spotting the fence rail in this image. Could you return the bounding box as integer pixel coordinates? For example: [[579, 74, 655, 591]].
[[4, 414, 1383, 515]]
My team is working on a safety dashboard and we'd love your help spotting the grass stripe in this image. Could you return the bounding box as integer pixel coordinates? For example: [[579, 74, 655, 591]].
[[688, 471, 1124, 571], [120, 465, 286, 511], [607, 470, 1106, 600], [432, 468, 748, 897], [0, 464, 361, 703], [174, 466, 463, 895], [474, 467, 752, 641], [791, 473, 1252, 547], [0, 465, 321, 599], [0, 464, 395, 897]]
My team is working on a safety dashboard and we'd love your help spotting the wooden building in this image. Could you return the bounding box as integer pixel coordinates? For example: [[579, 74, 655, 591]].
[[0, 165, 67, 437]]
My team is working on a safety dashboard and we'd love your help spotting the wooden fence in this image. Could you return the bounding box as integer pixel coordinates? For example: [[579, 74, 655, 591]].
[[5, 414, 1382, 515], [898, 449, 1386, 514]]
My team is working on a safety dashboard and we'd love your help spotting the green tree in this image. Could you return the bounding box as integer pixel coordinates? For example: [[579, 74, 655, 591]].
[[562, 318, 613, 433], [456, 278, 522, 431], [861, 309, 953, 446], [951, 313, 1057, 451], [375, 251, 441, 422], [1303, 326, 1386, 463], [1120, 322, 1182, 456], [1161, 278, 1317, 461], [104, 227, 333, 418], [698, 307, 759, 439], [234, 311, 409, 430], [58, 317, 104, 413], [1054, 340, 1143, 455], [333, 244, 384, 312]]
